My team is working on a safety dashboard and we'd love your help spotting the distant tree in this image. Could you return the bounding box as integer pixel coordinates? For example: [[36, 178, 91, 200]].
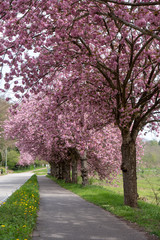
[[7, 149, 20, 170], [0, 98, 10, 149], [0, 98, 17, 169], [142, 141, 160, 168], [150, 140, 158, 146], [0, 152, 2, 165]]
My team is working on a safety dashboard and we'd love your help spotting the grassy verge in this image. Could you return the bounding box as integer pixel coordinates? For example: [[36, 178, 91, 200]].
[[0, 167, 7, 175], [13, 166, 45, 173], [33, 168, 48, 175], [0, 174, 39, 240], [47, 175, 160, 239]]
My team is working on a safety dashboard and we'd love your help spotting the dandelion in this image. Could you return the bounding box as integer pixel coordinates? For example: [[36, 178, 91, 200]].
[[1, 225, 5, 227], [23, 225, 26, 228]]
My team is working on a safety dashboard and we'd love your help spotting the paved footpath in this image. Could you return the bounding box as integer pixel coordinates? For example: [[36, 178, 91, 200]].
[[0, 172, 33, 203], [32, 176, 149, 240]]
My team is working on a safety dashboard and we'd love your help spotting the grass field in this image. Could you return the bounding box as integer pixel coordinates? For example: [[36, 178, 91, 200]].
[[13, 166, 46, 173], [47, 168, 160, 239], [90, 168, 160, 206], [137, 169, 160, 205]]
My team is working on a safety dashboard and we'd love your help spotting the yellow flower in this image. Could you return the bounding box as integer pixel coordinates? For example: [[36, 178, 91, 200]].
[[1, 225, 5, 227], [3, 202, 6, 204], [23, 225, 26, 228]]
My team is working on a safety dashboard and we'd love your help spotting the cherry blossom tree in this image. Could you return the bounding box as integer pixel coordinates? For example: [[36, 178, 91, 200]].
[[18, 151, 35, 166], [1, 0, 160, 207], [4, 92, 124, 184], [5, 90, 143, 186]]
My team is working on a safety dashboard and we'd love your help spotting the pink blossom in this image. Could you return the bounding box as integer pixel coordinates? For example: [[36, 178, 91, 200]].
[[4, 83, 10, 90]]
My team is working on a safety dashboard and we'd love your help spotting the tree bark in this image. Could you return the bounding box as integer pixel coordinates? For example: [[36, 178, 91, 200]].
[[72, 156, 78, 183], [63, 160, 71, 183], [81, 150, 88, 186], [58, 162, 63, 179], [70, 148, 78, 183], [50, 161, 59, 177], [121, 131, 138, 208]]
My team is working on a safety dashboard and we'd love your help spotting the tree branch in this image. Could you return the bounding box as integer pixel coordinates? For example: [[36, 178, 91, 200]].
[[124, 37, 153, 89], [97, 0, 160, 7], [107, 12, 160, 41]]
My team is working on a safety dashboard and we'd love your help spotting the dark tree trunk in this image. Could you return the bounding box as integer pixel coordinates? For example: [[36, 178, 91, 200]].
[[50, 161, 58, 177], [70, 148, 78, 183], [72, 156, 78, 183], [58, 162, 63, 180], [81, 150, 88, 186], [50, 162, 55, 176], [59, 160, 71, 182], [50, 161, 63, 179], [121, 130, 138, 208], [63, 160, 71, 183]]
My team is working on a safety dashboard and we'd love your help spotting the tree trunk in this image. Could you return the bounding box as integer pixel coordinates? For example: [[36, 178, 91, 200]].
[[70, 149, 78, 183], [63, 160, 71, 183], [81, 150, 88, 186], [121, 131, 138, 208], [50, 161, 58, 177], [58, 162, 63, 179], [72, 157, 78, 183]]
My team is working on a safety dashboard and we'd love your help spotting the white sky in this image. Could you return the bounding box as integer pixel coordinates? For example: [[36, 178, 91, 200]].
[[141, 131, 160, 142]]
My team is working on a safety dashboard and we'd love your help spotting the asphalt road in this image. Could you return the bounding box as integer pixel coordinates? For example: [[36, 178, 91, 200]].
[[32, 176, 148, 240], [0, 172, 33, 203]]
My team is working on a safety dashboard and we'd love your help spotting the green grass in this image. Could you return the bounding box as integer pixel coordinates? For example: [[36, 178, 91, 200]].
[[88, 169, 160, 205], [33, 168, 48, 175], [47, 172, 160, 239], [13, 166, 45, 173], [0, 167, 7, 175], [137, 169, 160, 205], [0, 174, 39, 240]]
